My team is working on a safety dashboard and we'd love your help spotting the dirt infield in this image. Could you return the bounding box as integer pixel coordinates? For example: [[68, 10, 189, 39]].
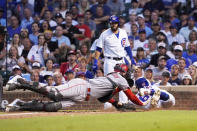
[[0, 108, 123, 119]]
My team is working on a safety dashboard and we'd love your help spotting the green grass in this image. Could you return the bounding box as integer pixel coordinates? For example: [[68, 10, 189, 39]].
[[0, 110, 197, 131]]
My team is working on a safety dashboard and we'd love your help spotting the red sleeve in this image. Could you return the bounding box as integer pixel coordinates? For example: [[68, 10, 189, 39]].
[[124, 89, 143, 106], [84, 25, 91, 38]]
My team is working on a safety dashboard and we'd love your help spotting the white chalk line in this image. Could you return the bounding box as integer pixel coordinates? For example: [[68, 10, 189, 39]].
[[0, 112, 39, 116]]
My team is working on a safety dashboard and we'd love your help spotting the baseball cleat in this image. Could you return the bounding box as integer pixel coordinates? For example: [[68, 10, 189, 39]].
[[151, 90, 161, 107], [5, 99, 24, 112]]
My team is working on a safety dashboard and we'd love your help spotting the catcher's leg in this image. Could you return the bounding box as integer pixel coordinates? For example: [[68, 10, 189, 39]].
[[6, 99, 62, 112], [17, 78, 63, 102]]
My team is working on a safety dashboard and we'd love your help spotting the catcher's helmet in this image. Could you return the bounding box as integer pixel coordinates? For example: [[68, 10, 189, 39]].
[[109, 15, 119, 24], [114, 64, 128, 73], [135, 77, 150, 89]]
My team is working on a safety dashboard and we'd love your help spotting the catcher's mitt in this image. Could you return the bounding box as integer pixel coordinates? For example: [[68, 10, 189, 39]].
[[112, 101, 136, 111]]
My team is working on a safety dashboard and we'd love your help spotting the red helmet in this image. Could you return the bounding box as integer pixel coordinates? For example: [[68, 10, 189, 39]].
[[114, 64, 128, 73]]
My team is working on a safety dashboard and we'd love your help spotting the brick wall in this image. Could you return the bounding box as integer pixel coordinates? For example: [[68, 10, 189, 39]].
[[2, 86, 197, 110]]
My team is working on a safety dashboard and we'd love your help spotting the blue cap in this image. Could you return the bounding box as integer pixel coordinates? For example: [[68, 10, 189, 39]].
[[135, 77, 150, 89], [109, 15, 119, 23], [139, 29, 146, 34], [65, 69, 74, 74]]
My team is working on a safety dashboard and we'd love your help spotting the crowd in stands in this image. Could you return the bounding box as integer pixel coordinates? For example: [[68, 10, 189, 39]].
[[0, 0, 197, 87]]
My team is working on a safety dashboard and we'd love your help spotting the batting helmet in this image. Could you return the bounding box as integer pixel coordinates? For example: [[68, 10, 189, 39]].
[[109, 15, 119, 24], [114, 64, 128, 73], [135, 77, 150, 89]]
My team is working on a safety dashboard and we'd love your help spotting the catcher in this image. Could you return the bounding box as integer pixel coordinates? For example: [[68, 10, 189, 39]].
[[5, 64, 147, 112]]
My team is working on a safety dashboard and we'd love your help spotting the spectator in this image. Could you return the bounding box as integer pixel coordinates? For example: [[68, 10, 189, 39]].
[[135, 47, 149, 69], [148, 23, 161, 40], [128, 0, 142, 16], [40, 20, 52, 33], [7, 15, 22, 39], [21, 38, 32, 66], [90, 0, 111, 18], [166, 45, 191, 70], [78, 0, 90, 15], [160, 19, 171, 37], [188, 65, 197, 85], [59, 0, 69, 19], [30, 70, 40, 82], [0, 37, 6, 69], [179, 16, 197, 42], [53, 71, 65, 85], [155, 31, 169, 45], [143, 8, 151, 25], [78, 43, 91, 60], [148, 11, 163, 29], [65, 11, 79, 26], [153, 71, 172, 86], [133, 30, 148, 57], [128, 23, 139, 41], [93, 5, 110, 37], [167, 8, 180, 27], [54, 25, 71, 47], [145, 68, 155, 85], [15, 0, 34, 20], [40, 10, 57, 29], [186, 30, 197, 48], [95, 67, 104, 77], [143, 0, 165, 16], [70, 5, 79, 21], [181, 74, 192, 85], [0, 8, 6, 27], [54, 13, 64, 26], [145, 38, 158, 61], [183, 42, 197, 63], [62, 15, 83, 49], [75, 14, 92, 46], [124, 12, 137, 35], [177, 12, 188, 30], [39, 0, 54, 18], [65, 69, 75, 82], [178, 57, 188, 80], [7, 33, 24, 56], [152, 56, 168, 82], [106, 0, 125, 15], [149, 42, 170, 67], [2, 46, 25, 72], [40, 58, 54, 78], [168, 25, 185, 47], [134, 66, 144, 80], [20, 28, 29, 41], [27, 34, 50, 67], [77, 57, 94, 79], [21, 8, 33, 28], [168, 64, 181, 86], [44, 75, 54, 86], [84, 10, 96, 38], [60, 50, 79, 80], [29, 22, 40, 45], [137, 14, 153, 37]]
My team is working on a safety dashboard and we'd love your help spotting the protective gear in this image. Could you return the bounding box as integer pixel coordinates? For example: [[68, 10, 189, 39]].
[[92, 59, 98, 73], [17, 78, 63, 102], [114, 64, 128, 73], [112, 101, 136, 111], [109, 15, 119, 24], [135, 77, 150, 89], [18, 100, 62, 112]]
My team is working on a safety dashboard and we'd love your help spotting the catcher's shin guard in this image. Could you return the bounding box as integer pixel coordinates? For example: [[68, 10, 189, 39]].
[[17, 78, 63, 102], [19, 100, 62, 112]]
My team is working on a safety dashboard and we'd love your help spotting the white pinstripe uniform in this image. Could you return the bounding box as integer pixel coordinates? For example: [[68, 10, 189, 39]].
[[96, 28, 130, 107]]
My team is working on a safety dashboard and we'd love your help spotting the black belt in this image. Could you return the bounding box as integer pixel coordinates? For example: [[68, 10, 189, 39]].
[[106, 57, 123, 61]]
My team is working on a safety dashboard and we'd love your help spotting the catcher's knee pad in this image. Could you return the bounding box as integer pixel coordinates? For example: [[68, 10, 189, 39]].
[[44, 102, 62, 112]]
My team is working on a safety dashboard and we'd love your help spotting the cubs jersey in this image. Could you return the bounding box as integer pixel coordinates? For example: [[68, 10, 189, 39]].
[[96, 28, 130, 57]]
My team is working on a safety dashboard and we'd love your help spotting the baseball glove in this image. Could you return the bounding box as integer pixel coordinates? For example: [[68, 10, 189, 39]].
[[112, 101, 136, 111]]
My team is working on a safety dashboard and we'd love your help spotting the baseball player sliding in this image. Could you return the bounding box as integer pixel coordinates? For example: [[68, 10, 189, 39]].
[[129, 77, 175, 110], [93, 15, 136, 108], [5, 64, 147, 112]]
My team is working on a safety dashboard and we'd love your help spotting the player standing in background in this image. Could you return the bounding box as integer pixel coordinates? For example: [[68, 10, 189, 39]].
[[92, 15, 135, 109]]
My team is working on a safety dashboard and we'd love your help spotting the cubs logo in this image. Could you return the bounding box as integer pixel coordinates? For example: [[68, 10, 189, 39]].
[[121, 38, 126, 47]]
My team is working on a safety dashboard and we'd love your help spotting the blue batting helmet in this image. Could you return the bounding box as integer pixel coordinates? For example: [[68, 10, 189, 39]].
[[135, 77, 150, 89], [109, 15, 119, 24]]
